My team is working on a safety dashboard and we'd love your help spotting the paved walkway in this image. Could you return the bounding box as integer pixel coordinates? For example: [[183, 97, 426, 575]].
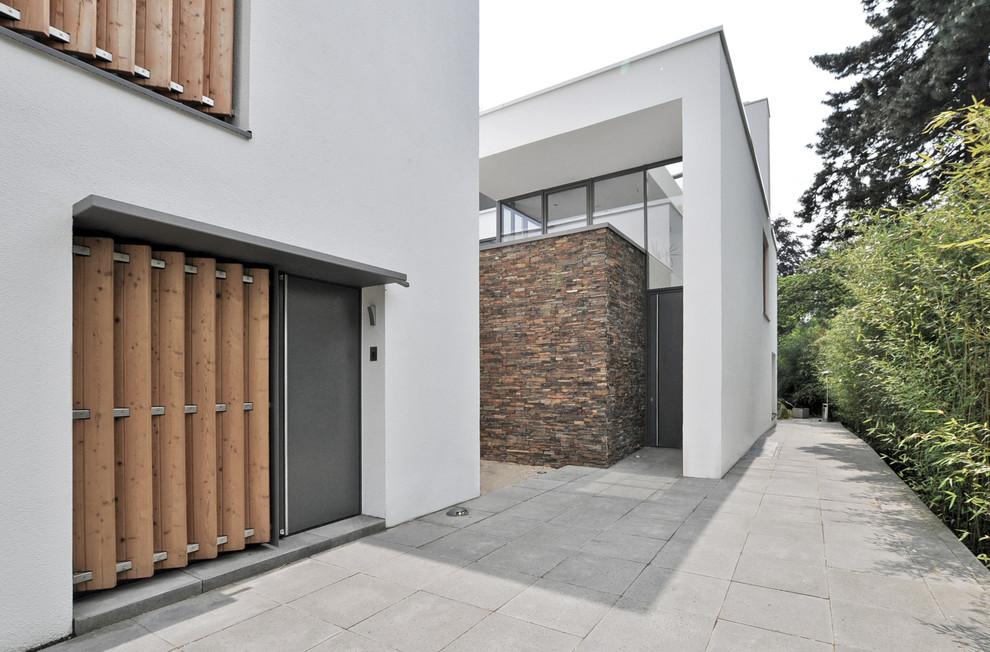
[[50, 421, 990, 651]]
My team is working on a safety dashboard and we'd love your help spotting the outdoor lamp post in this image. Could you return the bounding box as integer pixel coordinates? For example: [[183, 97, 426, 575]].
[[821, 371, 831, 421]]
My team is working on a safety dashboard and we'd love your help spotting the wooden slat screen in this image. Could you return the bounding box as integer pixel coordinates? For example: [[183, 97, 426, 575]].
[[135, 0, 172, 90], [113, 243, 155, 580], [96, 0, 137, 74], [172, 0, 205, 104], [216, 263, 246, 552], [203, 0, 232, 116], [72, 241, 269, 591], [51, 0, 96, 57], [1, 0, 48, 35], [152, 250, 187, 569], [3, 0, 233, 116], [185, 256, 218, 561], [73, 237, 117, 591], [244, 268, 271, 543]]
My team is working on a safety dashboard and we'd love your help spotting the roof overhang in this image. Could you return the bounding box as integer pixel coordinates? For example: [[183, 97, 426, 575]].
[[73, 195, 408, 288], [480, 100, 682, 200]]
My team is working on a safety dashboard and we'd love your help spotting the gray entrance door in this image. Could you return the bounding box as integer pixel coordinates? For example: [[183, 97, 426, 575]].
[[283, 275, 361, 534], [646, 288, 683, 448]]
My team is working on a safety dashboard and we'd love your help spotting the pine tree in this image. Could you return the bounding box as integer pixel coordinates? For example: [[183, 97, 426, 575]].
[[800, 0, 990, 249], [772, 217, 807, 277]]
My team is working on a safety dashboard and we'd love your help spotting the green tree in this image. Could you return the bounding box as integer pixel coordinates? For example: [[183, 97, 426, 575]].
[[799, 0, 990, 249], [776, 252, 847, 412], [771, 217, 806, 277]]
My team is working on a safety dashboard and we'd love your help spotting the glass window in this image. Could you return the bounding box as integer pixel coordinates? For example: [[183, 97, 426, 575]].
[[547, 186, 587, 233], [479, 208, 497, 242], [593, 172, 645, 247], [646, 162, 684, 288], [501, 195, 542, 240]]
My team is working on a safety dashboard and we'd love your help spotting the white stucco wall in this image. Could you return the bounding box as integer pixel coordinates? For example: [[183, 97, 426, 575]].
[[717, 51, 777, 473], [744, 99, 771, 205], [0, 2, 479, 649]]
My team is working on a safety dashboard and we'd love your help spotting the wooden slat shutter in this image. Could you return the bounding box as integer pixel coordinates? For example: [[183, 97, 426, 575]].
[[72, 245, 269, 589], [97, 0, 136, 75], [185, 257, 218, 560], [172, 0, 206, 103], [72, 237, 117, 591], [135, 0, 173, 89], [203, 0, 232, 115], [151, 251, 188, 569], [1, 0, 49, 35], [51, 0, 97, 56], [216, 263, 246, 552], [244, 268, 270, 543], [113, 244, 155, 580]]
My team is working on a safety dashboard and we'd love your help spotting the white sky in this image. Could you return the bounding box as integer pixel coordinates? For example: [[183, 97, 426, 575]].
[[480, 0, 875, 226]]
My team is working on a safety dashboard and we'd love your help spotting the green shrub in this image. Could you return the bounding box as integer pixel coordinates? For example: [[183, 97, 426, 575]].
[[820, 101, 990, 564]]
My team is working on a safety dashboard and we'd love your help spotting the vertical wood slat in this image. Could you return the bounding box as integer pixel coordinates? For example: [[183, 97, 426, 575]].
[[151, 251, 188, 569], [1, 0, 49, 35], [73, 237, 117, 591], [172, 0, 205, 102], [185, 257, 218, 560], [244, 268, 270, 542], [216, 263, 246, 551], [51, 0, 96, 57], [113, 244, 155, 580], [135, 0, 172, 89], [97, 0, 136, 74], [203, 0, 232, 115]]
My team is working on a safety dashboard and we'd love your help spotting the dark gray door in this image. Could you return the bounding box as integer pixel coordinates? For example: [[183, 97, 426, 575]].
[[646, 288, 683, 448], [284, 275, 361, 534]]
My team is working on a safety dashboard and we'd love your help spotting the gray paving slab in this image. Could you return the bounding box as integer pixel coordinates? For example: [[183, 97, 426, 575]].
[[45, 620, 172, 652], [351, 591, 487, 652], [131, 585, 279, 647], [623, 565, 730, 617], [310, 539, 413, 572], [827, 567, 941, 617], [289, 572, 416, 629], [475, 539, 571, 576], [418, 527, 511, 561], [418, 506, 495, 529], [55, 420, 990, 651], [583, 597, 716, 651], [423, 562, 537, 611], [445, 612, 581, 652], [579, 530, 666, 563], [180, 604, 341, 652], [706, 619, 832, 651], [464, 511, 543, 539], [370, 519, 456, 547], [362, 549, 470, 590], [719, 582, 833, 643], [543, 552, 646, 595], [239, 558, 354, 604], [309, 630, 402, 651], [733, 551, 829, 598], [497, 578, 618, 637]]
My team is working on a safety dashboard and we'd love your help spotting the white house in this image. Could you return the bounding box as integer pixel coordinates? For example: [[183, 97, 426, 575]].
[[0, 2, 479, 650], [478, 28, 777, 477]]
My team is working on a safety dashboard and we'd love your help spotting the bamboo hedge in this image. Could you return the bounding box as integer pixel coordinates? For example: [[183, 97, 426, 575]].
[[821, 101, 990, 564]]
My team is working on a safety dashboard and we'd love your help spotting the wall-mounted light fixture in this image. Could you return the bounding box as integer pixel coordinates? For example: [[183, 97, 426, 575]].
[[367, 305, 377, 326]]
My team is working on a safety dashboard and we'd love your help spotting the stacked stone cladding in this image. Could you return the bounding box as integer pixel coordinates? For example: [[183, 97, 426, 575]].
[[479, 226, 645, 467]]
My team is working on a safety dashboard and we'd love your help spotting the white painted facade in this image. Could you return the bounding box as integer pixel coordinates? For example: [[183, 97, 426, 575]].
[[0, 2, 479, 650], [480, 28, 777, 479]]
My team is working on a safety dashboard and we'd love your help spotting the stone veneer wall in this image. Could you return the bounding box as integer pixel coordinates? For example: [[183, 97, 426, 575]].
[[479, 227, 645, 467]]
